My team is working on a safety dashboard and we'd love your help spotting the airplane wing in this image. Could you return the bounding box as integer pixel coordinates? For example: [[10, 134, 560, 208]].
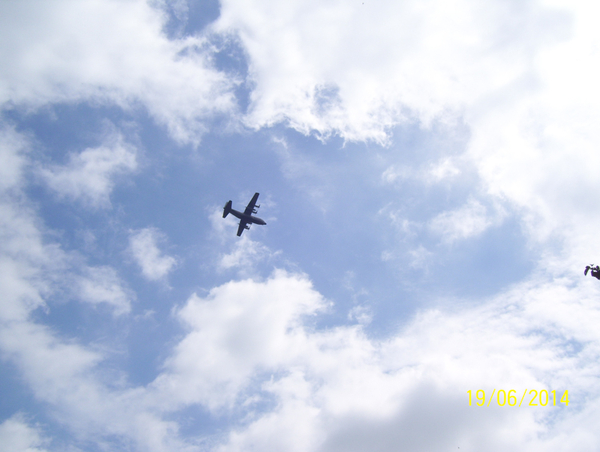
[[243, 192, 260, 215], [237, 220, 249, 236]]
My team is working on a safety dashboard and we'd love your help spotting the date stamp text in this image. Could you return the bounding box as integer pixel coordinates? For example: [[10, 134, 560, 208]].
[[467, 389, 569, 407]]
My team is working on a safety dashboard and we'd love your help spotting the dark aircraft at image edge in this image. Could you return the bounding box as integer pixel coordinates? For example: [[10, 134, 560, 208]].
[[223, 192, 266, 236], [585, 264, 600, 280]]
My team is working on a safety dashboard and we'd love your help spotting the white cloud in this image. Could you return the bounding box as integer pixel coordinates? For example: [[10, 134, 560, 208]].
[[39, 130, 137, 208], [1, 192, 600, 452], [407, 244, 434, 269], [0, 314, 200, 452], [347, 304, 372, 325], [210, 208, 278, 276], [464, 2, 600, 252], [0, 176, 55, 324], [0, 129, 185, 450], [218, 236, 272, 273], [0, 0, 236, 144], [215, 0, 566, 143], [428, 198, 502, 243], [0, 266, 595, 451], [0, 236, 189, 449], [152, 270, 329, 411], [0, 125, 29, 192], [78, 265, 133, 315], [3, 0, 600, 450], [214, 0, 600, 269], [0, 130, 134, 318], [129, 228, 177, 281], [381, 157, 462, 187], [425, 157, 461, 183], [145, 270, 600, 451], [0, 414, 49, 452]]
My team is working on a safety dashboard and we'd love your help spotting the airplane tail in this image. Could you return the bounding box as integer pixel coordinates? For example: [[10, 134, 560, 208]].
[[223, 200, 232, 218]]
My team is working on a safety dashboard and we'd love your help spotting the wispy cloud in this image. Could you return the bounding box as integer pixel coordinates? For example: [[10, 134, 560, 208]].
[[428, 198, 504, 244], [78, 265, 133, 315]]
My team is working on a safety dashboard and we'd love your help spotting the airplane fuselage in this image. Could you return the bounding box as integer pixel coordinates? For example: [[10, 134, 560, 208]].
[[229, 208, 266, 225]]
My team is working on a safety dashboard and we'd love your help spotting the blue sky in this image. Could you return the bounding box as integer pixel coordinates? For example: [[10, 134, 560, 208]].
[[1, 0, 600, 451]]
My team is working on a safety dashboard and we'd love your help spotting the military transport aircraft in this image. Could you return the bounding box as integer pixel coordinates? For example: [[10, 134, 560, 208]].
[[223, 192, 267, 236]]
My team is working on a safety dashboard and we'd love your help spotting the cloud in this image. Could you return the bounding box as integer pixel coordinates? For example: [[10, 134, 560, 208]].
[[215, 0, 599, 266], [0, 414, 49, 452], [0, 0, 236, 144], [0, 316, 199, 451], [215, 0, 567, 142], [347, 304, 372, 325], [381, 157, 462, 187], [0, 264, 597, 451], [0, 212, 189, 448], [129, 228, 177, 281], [219, 237, 271, 271], [1, 192, 600, 452], [143, 269, 600, 451], [2, 1, 600, 450], [77, 265, 133, 315], [0, 125, 29, 192], [0, 129, 134, 318], [0, 128, 181, 450], [152, 270, 329, 412], [428, 198, 502, 243], [39, 130, 137, 208], [218, 234, 276, 276], [0, 131, 56, 322], [210, 208, 278, 277]]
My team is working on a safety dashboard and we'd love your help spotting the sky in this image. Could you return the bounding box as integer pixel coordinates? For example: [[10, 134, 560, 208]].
[[1, 0, 600, 451]]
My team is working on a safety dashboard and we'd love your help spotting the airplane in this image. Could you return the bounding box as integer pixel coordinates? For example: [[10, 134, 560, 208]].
[[585, 264, 600, 280], [223, 192, 267, 236]]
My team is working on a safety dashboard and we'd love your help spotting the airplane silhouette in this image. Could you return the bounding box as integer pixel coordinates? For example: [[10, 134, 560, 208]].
[[223, 192, 266, 236], [585, 264, 600, 280]]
